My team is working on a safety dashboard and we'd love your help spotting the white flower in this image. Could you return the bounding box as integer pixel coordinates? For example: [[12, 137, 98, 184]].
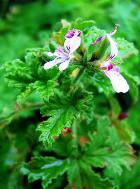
[[104, 66, 129, 93], [92, 25, 129, 93], [44, 29, 81, 71]]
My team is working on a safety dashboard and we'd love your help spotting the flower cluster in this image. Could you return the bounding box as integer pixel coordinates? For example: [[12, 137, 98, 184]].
[[92, 26, 129, 93], [44, 27, 129, 93]]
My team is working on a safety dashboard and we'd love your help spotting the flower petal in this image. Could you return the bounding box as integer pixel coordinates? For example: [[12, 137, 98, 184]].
[[59, 60, 70, 71], [64, 35, 81, 54], [44, 58, 63, 70], [65, 29, 81, 39], [106, 34, 118, 59], [48, 47, 67, 58], [54, 47, 68, 58], [104, 68, 129, 93], [110, 25, 118, 36], [91, 36, 104, 46], [47, 52, 55, 57], [100, 60, 112, 69]]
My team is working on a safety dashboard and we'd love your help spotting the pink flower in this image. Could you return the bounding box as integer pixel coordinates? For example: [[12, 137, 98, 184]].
[[92, 26, 129, 93], [44, 29, 81, 71]]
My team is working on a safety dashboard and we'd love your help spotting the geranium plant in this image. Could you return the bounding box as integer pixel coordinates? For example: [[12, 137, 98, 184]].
[[1, 19, 138, 189]]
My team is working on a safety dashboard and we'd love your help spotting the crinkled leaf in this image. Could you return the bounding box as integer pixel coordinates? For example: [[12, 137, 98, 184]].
[[116, 38, 138, 59], [92, 71, 114, 96], [37, 107, 76, 144], [67, 159, 113, 189], [20, 156, 68, 188], [81, 117, 135, 175]]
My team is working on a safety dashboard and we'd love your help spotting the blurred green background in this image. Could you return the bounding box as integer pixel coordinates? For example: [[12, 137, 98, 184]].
[[0, 0, 140, 189]]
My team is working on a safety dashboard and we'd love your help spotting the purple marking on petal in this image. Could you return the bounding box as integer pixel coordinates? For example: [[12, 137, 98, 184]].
[[65, 30, 75, 38], [54, 47, 68, 58], [109, 54, 115, 59], [65, 29, 81, 39], [55, 49, 64, 56], [66, 46, 70, 52], [91, 36, 104, 46], [57, 47, 64, 53]]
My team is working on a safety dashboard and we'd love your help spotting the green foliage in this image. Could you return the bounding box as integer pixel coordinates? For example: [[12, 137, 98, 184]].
[[1, 17, 138, 188], [38, 107, 76, 144], [81, 117, 135, 175], [21, 156, 68, 188], [67, 160, 113, 189], [105, 156, 140, 189]]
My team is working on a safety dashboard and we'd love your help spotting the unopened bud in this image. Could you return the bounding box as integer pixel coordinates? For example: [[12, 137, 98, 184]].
[[118, 112, 128, 120]]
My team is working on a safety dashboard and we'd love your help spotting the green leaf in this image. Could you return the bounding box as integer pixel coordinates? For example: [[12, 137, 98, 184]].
[[116, 38, 138, 59], [105, 156, 140, 189], [92, 71, 114, 96], [67, 159, 113, 189], [81, 116, 135, 175], [109, 96, 121, 115], [127, 100, 140, 144], [20, 156, 68, 188], [17, 83, 34, 104], [123, 72, 140, 103], [37, 107, 76, 144], [2, 59, 34, 88], [33, 80, 56, 101], [71, 19, 95, 31]]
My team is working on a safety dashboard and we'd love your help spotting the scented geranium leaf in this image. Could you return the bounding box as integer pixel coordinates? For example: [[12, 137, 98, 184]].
[[115, 157, 140, 189], [79, 165, 114, 189], [127, 100, 140, 144], [105, 156, 140, 189], [115, 121, 135, 144], [2, 47, 59, 105], [2, 59, 34, 88], [17, 80, 57, 104], [72, 88, 94, 120], [71, 19, 95, 31], [2, 47, 58, 87], [38, 88, 95, 144], [67, 159, 113, 189], [123, 72, 140, 103], [109, 96, 121, 115], [108, 97, 135, 144], [20, 156, 68, 188], [17, 83, 34, 104], [67, 160, 82, 189], [33, 80, 57, 101], [81, 116, 135, 175], [92, 71, 114, 96], [116, 38, 138, 59], [37, 107, 76, 144]]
